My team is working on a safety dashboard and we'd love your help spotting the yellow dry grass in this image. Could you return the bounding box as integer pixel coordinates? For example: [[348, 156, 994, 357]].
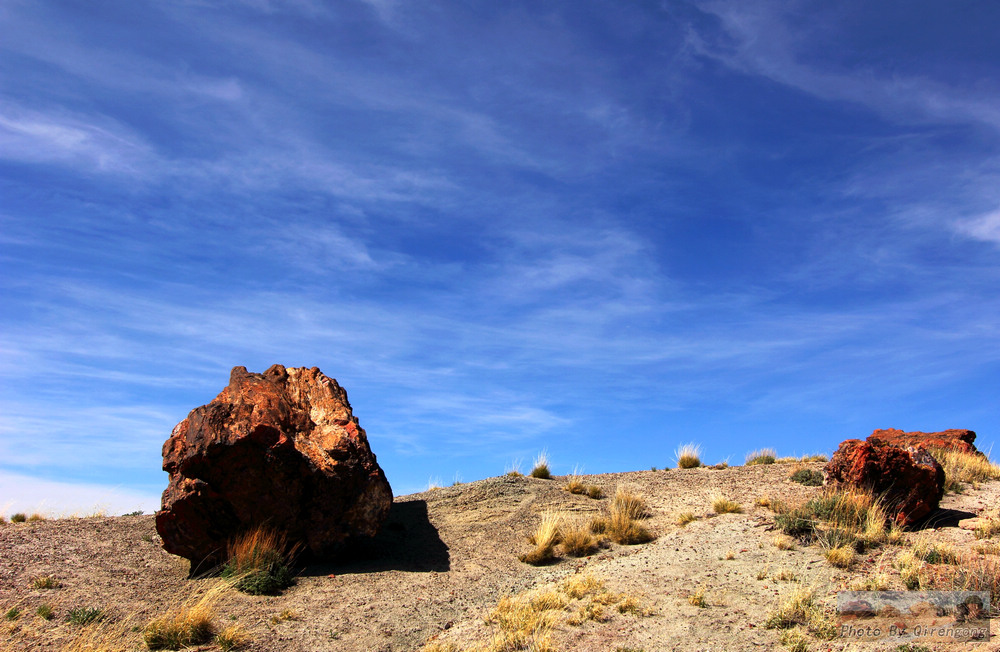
[[674, 442, 702, 469], [711, 495, 743, 514]]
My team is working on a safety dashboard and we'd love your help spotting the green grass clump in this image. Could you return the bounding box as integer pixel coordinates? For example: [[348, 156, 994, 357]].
[[789, 468, 824, 486], [221, 527, 295, 595], [11, 513, 26, 523], [36, 604, 54, 620], [745, 448, 777, 465], [67, 606, 104, 625], [5, 607, 20, 621]]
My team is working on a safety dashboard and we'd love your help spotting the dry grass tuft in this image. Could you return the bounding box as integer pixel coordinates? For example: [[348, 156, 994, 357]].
[[611, 485, 649, 520], [974, 508, 1000, 539], [676, 511, 697, 527], [564, 470, 585, 495], [586, 485, 604, 499], [560, 520, 601, 557], [772, 534, 795, 550], [144, 604, 217, 650], [764, 587, 836, 639], [687, 587, 707, 608], [520, 512, 562, 565], [711, 495, 743, 514], [745, 448, 777, 465], [216, 624, 250, 651], [849, 573, 890, 591], [222, 526, 296, 595], [931, 448, 1000, 492], [530, 450, 552, 479], [824, 545, 855, 568], [674, 442, 702, 469]]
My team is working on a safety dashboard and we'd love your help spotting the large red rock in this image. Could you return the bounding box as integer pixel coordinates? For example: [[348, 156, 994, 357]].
[[867, 428, 982, 456], [156, 365, 393, 569], [824, 439, 944, 527]]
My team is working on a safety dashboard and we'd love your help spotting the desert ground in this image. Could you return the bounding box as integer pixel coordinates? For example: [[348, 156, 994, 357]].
[[1, 461, 998, 652]]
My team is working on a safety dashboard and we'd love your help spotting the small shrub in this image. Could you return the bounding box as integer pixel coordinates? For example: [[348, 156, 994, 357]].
[[789, 468, 824, 486], [774, 569, 798, 582], [271, 608, 299, 623], [530, 451, 551, 479], [588, 515, 609, 535], [11, 513, 26, 523], [756, 567, 769, 580], [36, 604, 54, 620], [774, 508, 816, 537], [711, 496, 743, 514], [687, 588, 707, 608], [586, 485, 603, 499], [5, 607, 20, 621], [28, 513, 45, 522], [67, 606, 104, 625], [745, 448, 777, 465], [674, 443, 702, 469], [216, 624, 250, 651], [221, 527, 296, 595], [974, 509, 1000, 539], [32, 575, 60, 589], [723, 550, 736, 560], [911, 538, 959, 565], [123, 510, 144, 516], [676, 511, 697, 527]]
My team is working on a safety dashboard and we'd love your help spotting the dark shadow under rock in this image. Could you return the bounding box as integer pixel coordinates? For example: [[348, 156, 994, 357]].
[[911, 507, 977, 530], [301, 499, 450, 575]]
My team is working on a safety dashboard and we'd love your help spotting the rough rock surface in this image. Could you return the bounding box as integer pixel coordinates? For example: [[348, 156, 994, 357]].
[[156, 364, 392, 569], [867, 428, 982, 456], [824, 439, 945, 526]]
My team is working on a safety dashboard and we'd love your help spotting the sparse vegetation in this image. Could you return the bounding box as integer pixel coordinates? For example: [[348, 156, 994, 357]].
[[221, 526, 296, 595], [789, 468, 824, 486], [745, 448, 777, 465], [676, 511, 697, 527], [849, 573, 889, 591], [687, 587, 707, 608], [560, 520, 601, 557], [931, 448, 1000, 492], [520, 512, 562, 565], [603, 486, 654, 544], [143, 604, 216, 650], [271, 608, 299, 623], [530, 451, 552, 479], [823, 544, 855, 568], [5, 607, 21, 621], [216, 624, 250, 651], [67, 606, 104, 625], [711, 495, 743, 514], [674, 443, 702, 469], [32, 575, 60, 589], [28, 513, 45, 522], [11, 513, 26, 523], [36, 604, 54, 620], [564, 470, 585, 495], [611, 485, 649, 520], [910, 537, 959, 565], [586, 485, 603, 499], [772, 534, 795, 550], [974, 508, 1000, 539], [764, 587, 836, 639]]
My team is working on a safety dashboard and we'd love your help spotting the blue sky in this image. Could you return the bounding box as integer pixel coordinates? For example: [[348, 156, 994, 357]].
[[2, 0, 999, 514]]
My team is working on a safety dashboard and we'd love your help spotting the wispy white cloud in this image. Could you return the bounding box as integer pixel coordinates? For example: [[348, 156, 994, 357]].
[[0, 105, 152, 173], [958, 208, 1000, 246]]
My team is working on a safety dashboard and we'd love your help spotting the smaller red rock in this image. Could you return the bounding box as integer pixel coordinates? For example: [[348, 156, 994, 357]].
[[824, 439, 944, 527]]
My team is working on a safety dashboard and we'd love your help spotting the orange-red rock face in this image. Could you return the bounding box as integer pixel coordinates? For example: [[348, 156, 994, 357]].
[[867, 428, 981, 456], [156, 365, 392, 569], [824, 439, 944, 527]]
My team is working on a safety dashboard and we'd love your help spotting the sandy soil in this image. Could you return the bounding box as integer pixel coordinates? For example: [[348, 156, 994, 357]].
[[1, 463, 998, 651]]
